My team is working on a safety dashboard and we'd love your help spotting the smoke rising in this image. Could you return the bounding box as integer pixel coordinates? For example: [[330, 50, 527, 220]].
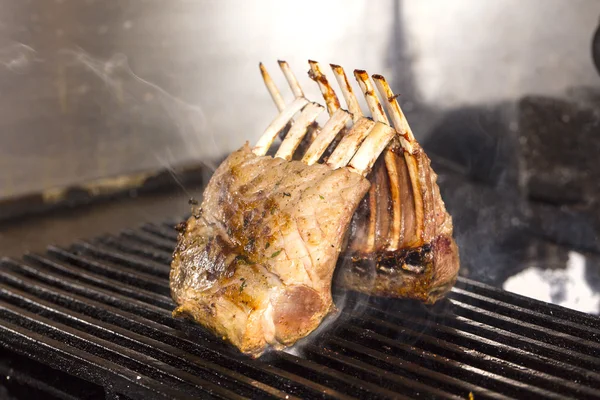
[[55, 48, 214, 167], [0, 43, 41, 73], [0, 42, 217, 200]]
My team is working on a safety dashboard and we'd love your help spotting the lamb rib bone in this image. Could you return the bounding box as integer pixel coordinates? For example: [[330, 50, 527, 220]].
[[254, 62, 394, 175], [258, 60, 460, 304]]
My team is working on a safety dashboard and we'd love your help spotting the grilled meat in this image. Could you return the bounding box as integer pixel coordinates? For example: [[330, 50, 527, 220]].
[[340, 141, 459, 304], [299, 64, 459, 304], [170, 60, 460, 356], [170, 145, 370, 356]]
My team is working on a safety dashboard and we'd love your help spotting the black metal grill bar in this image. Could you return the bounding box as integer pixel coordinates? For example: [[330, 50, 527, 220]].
[[0, 284, 288, 400], [269, 351, 409, 400], [98, 232, 178, 264], [448, 299, 600, 369], [0, 300, 240, 399], [358, 304, 600, 384], [302, 343, 464, 400], [338, 300, 600, 400], [0, 365, 79, 400], [5, 257, 221, 346], [101, 224, 600, 398], [320, 337, 505, 400], [120, 229, 180, 253], [0, 259, 360, 399], [0, 319, 193, 400], [336, 323, 565, 400], [449, 288, 600, 345], [135, 223, 600, 353], [0, 347, 105, 400], [326, 304, 568, 398], [47, 246, 168, 293], [97, 235, 173, 265], [23, 253, 173, 310], [73, 242, 171, 278], [450, 298, 600, 356], [1, 222, 599, 399], [12, 253, 453, 400], [141, 223, 179, 241], [457, 278, 600, 330], [435, 305, 600, 371], [345, 293, 600, 373], [346, 313, 599, 399], [22, 248, 468, 393], [1, 257, 406, 400]]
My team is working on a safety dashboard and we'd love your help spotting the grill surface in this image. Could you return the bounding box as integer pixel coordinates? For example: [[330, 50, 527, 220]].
[[1, 221, 600, 399]]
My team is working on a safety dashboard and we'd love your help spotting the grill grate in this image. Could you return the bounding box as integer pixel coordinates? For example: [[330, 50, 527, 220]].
[[1, 221, 600, 399]]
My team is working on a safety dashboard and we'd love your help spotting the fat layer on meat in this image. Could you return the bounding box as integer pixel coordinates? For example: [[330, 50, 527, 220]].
[[170, 144, 370, 356]]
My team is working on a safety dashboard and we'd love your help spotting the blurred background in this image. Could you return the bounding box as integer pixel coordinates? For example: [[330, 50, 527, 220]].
[[0, 0, 599, 313]]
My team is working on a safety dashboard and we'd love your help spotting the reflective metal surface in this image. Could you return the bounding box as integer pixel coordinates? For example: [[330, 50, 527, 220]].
[[1, 0, 600, 312], [1, 0, 598, 197]]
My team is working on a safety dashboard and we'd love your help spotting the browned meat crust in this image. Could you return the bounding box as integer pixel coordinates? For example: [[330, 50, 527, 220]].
[[170, 144, 369, 356]]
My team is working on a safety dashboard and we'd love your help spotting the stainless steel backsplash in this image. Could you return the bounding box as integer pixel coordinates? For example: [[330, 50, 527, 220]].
[[0, 0, 598, 199]]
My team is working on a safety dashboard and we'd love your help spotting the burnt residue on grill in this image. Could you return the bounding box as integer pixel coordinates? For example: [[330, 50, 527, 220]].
[[1, 221, 600, 399]]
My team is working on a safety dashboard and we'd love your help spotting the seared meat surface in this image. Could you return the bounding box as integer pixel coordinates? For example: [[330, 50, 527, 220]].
[[341, 142, 459, 304], [170, 60, 460, 356], [170, 144, 369, 356]]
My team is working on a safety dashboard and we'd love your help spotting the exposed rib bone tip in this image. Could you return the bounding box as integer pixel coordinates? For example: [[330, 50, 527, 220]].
[[260, 62, 286, 112], [330, 64, 363, 119], [278, 60, 304, 98], [354, 69, 369, 79], [354, 69, 388, 124], [372, 73, 415, 146], [372, 75, 402, 101], [308, 60, 340, 114]]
